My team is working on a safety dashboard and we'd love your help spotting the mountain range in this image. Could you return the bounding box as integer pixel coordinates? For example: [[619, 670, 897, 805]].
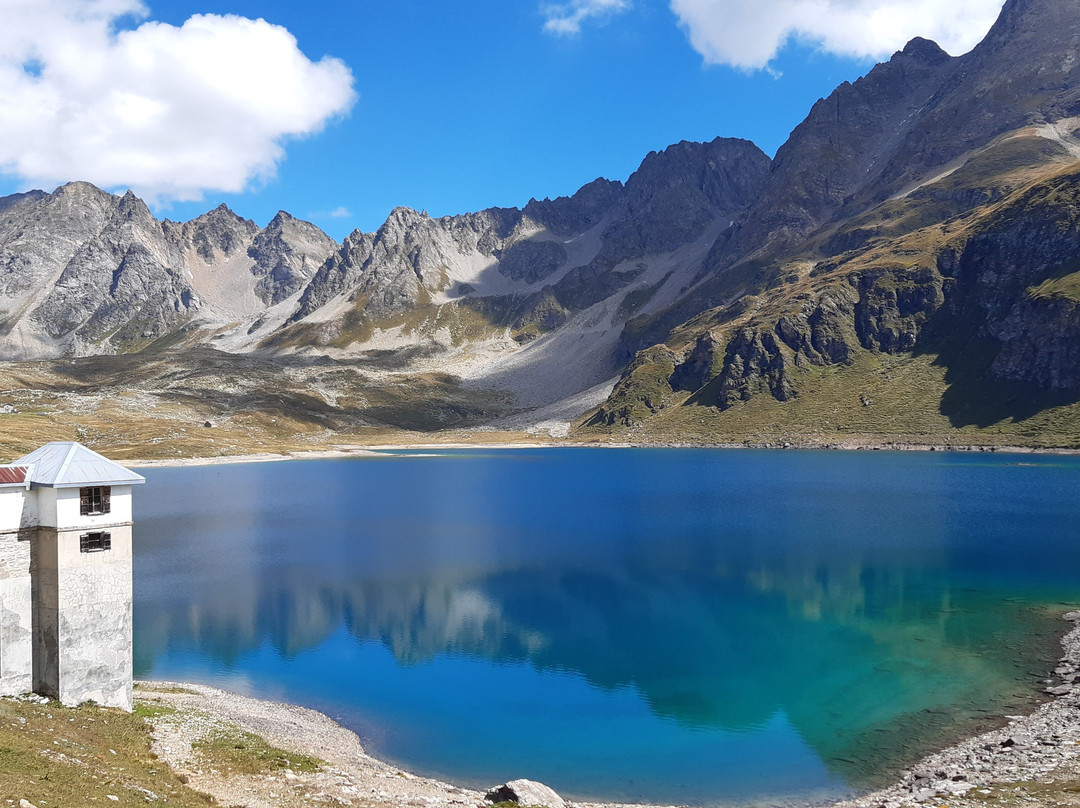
[[3, 0, 1080, 456]]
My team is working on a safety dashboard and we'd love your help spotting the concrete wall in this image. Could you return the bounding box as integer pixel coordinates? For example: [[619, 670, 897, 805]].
[[36, 486, 133, 530], [0, 487, 37, 532], [33, 524, 133, 711], [0, 530, 32, 696]]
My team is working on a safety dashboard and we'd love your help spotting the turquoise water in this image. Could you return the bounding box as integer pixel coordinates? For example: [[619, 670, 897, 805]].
[[133, 449, 1080, 806]]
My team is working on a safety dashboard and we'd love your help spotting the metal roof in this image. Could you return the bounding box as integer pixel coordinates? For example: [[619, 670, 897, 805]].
[[0, 465, 30, 487], [13, 443, 145, 488]]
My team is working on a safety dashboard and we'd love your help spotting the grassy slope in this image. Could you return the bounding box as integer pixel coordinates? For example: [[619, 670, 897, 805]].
[[604, 351, 1080, 448], [0, 348, 516, 460], [0, 689, 325, 808], [577, 132, 1080, 449], [0, 696, 207, 807]]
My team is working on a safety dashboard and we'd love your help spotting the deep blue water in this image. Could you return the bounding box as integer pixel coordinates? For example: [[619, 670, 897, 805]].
[[132, 449, 1080, 806]]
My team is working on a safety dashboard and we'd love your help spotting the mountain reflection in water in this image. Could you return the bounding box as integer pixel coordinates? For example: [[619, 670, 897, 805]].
[[133, 449, 1080, 806]]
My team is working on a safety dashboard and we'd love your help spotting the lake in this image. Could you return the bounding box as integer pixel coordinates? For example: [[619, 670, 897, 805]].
[[132, 448, 1080, 806]]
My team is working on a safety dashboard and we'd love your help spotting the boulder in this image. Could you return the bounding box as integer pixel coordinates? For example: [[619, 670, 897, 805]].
[[485, 779, 566, 808]]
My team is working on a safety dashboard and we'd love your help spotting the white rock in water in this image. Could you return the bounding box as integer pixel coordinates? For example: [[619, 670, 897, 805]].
[[485, 779, 566, 808]]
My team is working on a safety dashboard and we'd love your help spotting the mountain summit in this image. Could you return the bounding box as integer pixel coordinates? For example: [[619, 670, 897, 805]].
[[3, 0, 1080, 451]]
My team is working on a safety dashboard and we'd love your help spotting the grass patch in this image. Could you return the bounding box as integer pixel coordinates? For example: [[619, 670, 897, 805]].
[[132, 702, 177, 720], [191, 727, 321, 776], [1028, 259, 1080, 302]]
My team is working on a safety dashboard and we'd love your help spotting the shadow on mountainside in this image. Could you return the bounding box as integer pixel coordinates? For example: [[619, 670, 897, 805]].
[[920, 319, 1080, 430]]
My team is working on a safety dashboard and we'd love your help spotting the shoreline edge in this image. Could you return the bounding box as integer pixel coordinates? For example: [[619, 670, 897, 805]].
[[134, 611, 1080, 808]]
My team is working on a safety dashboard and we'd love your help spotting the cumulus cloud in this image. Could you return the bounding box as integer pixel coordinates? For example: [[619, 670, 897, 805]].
[[0, 0, 356, 201], [543, 0, 630, 35], [670, 0, 1005, 70]]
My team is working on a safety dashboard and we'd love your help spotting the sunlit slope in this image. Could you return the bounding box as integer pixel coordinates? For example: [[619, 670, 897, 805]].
[[581, 129, 1080, 447]]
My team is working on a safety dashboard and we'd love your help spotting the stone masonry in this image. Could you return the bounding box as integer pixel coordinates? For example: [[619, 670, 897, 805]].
[[0, 443, 143, 711]]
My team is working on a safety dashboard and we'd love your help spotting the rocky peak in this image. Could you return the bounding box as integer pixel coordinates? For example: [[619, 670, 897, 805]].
[[523, 178, 624, 237], [180, 204, 259, 263], [116, 190, 156, 225], [45, 182, 121, 231], [383, 206, 426, 231], [248, 211, 337, 305], [894, 37, 951, 67], [53, 181, 113, 203], [713, 33, 957, 261], [860, 0, 1080, 201], [598, 137, 771, 264], [268, 210, 296, 227], [624, 137, 771, 213]]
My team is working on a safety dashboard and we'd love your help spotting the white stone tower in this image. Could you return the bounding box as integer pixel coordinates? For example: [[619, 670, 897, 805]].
[[0, 443, 144, 710]]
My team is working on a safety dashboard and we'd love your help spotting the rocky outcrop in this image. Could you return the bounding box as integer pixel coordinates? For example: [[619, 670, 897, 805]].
[[940, 171, 1080, 390], [585, 346, 680, 426], [852, 267, 945, 353], [990, 296, 1080, 390], [172, 203, 259, 265], [697, 287, 859, 409], [485, 779, 565, 808], [249, 212, 337, 305]]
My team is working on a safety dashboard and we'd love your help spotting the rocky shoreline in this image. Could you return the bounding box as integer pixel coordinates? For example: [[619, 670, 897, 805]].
[[830, 611, 1080, 808], [119, 438, 1080, 470], [134, 612, 1080, 808]]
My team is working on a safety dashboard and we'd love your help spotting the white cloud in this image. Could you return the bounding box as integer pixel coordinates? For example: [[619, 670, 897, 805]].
[[543, 0, 630, 35], [0, 0, 357, 202], [669, 0, 1005, 70]]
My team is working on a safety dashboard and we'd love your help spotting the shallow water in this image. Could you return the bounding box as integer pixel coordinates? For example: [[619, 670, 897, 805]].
[[133, 448, 1080, 806]]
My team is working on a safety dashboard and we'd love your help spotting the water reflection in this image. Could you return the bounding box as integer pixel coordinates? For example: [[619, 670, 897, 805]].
[[133, 450, 1080, 804]]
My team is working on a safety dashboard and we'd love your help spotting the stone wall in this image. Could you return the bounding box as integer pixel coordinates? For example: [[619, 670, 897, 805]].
[[0, 530, 33, 695]]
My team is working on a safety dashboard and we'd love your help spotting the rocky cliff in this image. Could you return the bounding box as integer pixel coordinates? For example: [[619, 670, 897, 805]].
[[3, 0, 1080, 447], [585, 0, 1080, 440]]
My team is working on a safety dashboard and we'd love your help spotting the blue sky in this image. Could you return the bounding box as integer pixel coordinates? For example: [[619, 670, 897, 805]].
[[0, 0, 1006, 241]]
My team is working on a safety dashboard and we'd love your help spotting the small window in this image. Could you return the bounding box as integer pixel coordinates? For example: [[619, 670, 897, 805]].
[[79, 532, 111, 553], [80, 486, 111, 516]]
